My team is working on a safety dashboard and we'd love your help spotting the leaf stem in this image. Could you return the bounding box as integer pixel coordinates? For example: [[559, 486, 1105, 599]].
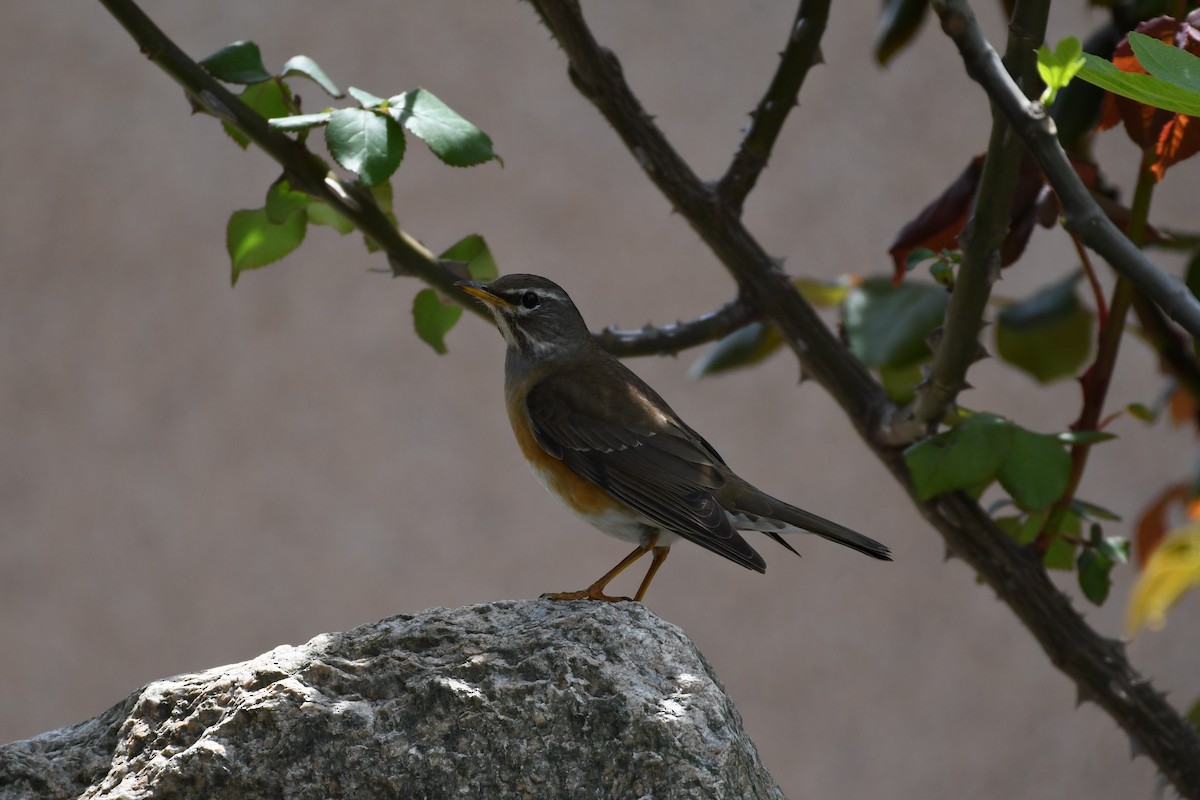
[[96, 0, 485, 315], [1042, 150, 1155, 541]]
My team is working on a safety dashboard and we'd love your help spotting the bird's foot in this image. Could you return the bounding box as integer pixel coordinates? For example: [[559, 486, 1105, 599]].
[[540, 587, 635, 602]]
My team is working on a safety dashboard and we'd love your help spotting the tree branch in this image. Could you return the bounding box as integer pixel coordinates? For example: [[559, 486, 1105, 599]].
[[932, 0, 1200, 341], [527, 0, 1200, 795], [594, 298, 759, 357], [97, 0, 486, 318], [911, 0, 1048, 429], [716, 0, 830, 214]]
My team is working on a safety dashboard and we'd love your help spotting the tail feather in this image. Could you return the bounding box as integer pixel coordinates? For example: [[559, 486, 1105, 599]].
[[730, 490, 891, 561]]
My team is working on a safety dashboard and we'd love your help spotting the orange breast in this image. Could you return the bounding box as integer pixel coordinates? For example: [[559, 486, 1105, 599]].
[[506, 401, 621, 518]]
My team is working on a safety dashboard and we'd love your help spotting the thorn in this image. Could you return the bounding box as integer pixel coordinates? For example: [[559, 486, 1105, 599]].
[[1075, 684, 1096, 708], [972, 342, 990, 363], [1129, 734, 1146, 759], [925, 327, 944, 351], [943, 546, 957, 562]]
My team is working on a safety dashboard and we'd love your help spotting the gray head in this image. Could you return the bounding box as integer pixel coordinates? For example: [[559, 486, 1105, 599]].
[[456, 274, 593, 360]]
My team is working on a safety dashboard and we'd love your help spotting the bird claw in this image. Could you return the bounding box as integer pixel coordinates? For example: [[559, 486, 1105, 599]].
[[540, 588, 635, 603]]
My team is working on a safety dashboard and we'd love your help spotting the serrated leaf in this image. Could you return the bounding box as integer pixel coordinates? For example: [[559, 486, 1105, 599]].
[[389, 89, 499, 167], [223, 80, 294, 149], [306, 201, 355, 234], [280, 55, 343, 98], [996, 272, 1092, 383], [1078, 548, 1116, 604], [842, 277, 947, 368], [996, 512, 1044, 545], [1128, 32, 1200, 95], [348, 86, 385, 108], [264, 179, 309, 224], [1043, 535, 1077, 570], [326, 108, 405, 186], [1078, 53, 1200, 117], [1037, 37, 1085, 106], [440, 234, 498, 282], [1070, 498, 1122, 522], [200, 41, 272, 84], [227, 207, 307, 284], [689, 323, 784, 379], [904, 412, 1012, 502], [997, 427, 1071, 511], [269, 112, 333, 132], [413, 288, 463, 354]]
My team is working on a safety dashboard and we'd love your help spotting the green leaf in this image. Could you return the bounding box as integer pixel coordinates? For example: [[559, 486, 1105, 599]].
[[1185, 698, 1200, 734], [689, 323, 784, 378], [200, 41, 272, 84], [1070, 498, 1122, 522], [306, 201, 355, 234], [280, 55, 343, 98], [1043, 535, 1076, 570], [227, 207, 307, 284], [389, 89, 499, 167], [413, 288, 463, 354], [996, 512, 1045, 545], [1128, 32, 1200, 95], [325, 108, 405, 186], [223, 80, 294, 148], [904, 247, 937, 271], [1055, 430, 1117, 445], [1078, 548, 1116, 604], [269, 112, 333, 132], [348, 86, 386, 108], [904, 412, 1012, 502], [878, 360, 925, 404], [841, 277, 947, 368], [1077, 53, 1200, 117], [440, 234, 498, 282], [997, 427, 1071, 511], [1126, 401, 1157, 422], [996, 272, 1092, 384], [264, 178, 309, 224], [873, 0, 928, 67], [1037, 37, 1085, 106], [794, 277, 854, 307]]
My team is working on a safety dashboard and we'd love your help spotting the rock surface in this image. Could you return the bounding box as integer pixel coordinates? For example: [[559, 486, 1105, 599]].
[[0, 601, 786, 799]]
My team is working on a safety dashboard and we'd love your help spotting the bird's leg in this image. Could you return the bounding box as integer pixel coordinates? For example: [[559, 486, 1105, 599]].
[[632, 546, 670, 602], [543, 541, 655, 602]]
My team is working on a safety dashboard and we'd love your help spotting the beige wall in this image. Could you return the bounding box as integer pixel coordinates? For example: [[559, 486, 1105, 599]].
[[2, 2, 1197, 797]]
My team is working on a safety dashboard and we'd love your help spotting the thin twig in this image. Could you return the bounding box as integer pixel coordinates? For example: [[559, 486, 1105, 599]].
[[716, 0, 830, 214], [910, 0, 1048, 429], [97, 0, 486, 317], [933, 0, 1200, 341], [594, 298, 759, 357], [528, 0, 1200, 794]]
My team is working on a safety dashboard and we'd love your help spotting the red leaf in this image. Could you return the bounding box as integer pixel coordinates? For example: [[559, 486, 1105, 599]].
[[888, 156, 982, 282], [1097, 14, 1200, 181]]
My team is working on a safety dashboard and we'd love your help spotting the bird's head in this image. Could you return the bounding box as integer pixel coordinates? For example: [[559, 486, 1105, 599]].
[[455, 274, 593, 360]]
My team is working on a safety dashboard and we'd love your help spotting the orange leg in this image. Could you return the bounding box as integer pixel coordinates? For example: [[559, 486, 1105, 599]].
[[544, 540, 660, 603], [633, 546, 670, 602]]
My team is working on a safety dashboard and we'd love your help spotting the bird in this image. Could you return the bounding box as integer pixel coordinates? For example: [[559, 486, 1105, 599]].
[[456, 273, 890, 602]]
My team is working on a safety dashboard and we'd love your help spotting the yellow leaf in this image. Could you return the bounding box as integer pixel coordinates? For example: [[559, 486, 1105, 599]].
[[1127, 524, 1200, 636]]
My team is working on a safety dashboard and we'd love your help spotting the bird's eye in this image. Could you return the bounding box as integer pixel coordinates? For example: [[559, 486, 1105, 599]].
[[521, 292, 540, 309]]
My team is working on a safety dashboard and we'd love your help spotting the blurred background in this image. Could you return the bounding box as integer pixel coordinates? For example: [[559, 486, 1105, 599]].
[[3, 2, 1199, 797]]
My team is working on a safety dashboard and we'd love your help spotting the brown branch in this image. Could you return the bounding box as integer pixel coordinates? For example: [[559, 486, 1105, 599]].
[[932, 0, 1200, 341], [716, 0, 829, 214], [97, 0, 488, 319], [528, 0, 1200, 795], [593, 298, 759, 357], [910, 0, 1048, 429]]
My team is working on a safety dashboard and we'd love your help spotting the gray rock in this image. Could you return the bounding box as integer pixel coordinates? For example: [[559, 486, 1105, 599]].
[[0, 601, 787, 799]]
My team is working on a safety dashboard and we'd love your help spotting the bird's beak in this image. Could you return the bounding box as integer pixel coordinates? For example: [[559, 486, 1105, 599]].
[[455, 280, 515, 310]]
